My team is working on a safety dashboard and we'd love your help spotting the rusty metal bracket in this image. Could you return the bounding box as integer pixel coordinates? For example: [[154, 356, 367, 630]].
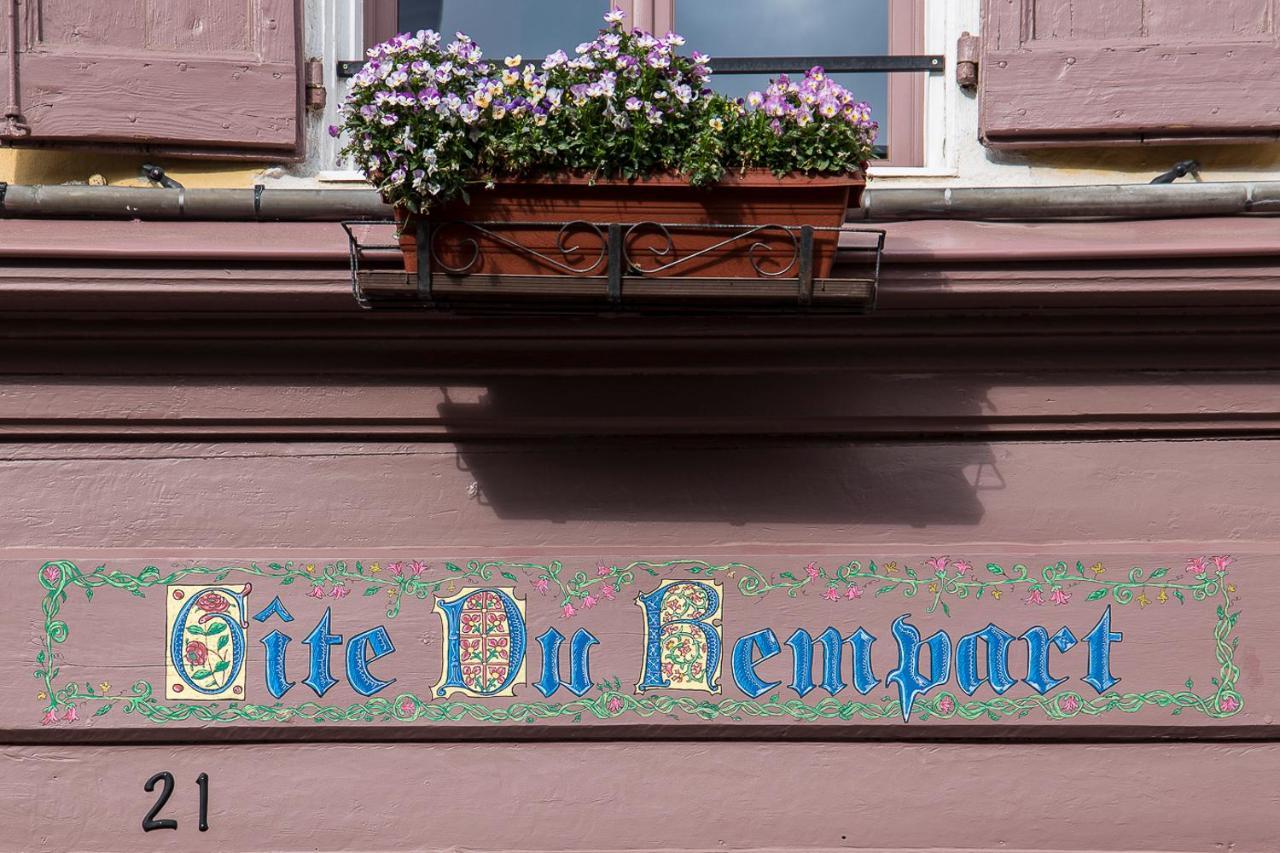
[[956, 32, 981, 91]]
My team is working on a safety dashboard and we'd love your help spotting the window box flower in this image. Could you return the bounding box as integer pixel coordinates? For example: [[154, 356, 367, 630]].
[[336, 12, 876, 281]]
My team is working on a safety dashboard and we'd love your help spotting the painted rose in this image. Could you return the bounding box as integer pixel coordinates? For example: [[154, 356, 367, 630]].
[[607, 695, 624, 713], [1186, 556, 1208, 575], [845, 585, 863, 600], [307, 585, 327, 599], [562, 603, 576, 618], [40, 564, 61, 585], [408, 560, 429, 576], [400, 699, 416, 715], [1211, 554, 1234, 573], [822, 587, 840, 601], [805, 562, 820, 580], [533, 577, 550, 593], [937, 695, 955, 714], [953, 560, 973, 575], [41, 709, 58, 725], [600, 583, 616, 600], [1024, 588, 1045, 606], [62, 706, 78, 723], [185, 640, 209, 666], [329, 583, 351, 599], [597, 563, 612, 577], [1221, 695, 1240, 712], [582, 594, 598, 609], [926, 555, 950, 574], [1060, 694, 1080, 713], [1049, 587, 1071, 606], [194, 592, 229, 614]]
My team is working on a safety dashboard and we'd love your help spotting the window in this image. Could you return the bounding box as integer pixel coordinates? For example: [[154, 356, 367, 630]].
[[358, 0, 928, 165]]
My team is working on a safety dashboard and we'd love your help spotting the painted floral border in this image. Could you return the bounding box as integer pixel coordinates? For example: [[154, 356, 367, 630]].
[[34, 556, 1242, 725]]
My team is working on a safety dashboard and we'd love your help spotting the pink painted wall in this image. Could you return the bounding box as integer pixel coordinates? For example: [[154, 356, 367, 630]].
[[3, 221, 1280, 850]]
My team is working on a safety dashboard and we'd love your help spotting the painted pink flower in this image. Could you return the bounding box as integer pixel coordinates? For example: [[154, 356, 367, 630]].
[[40, 564, 61, 585], [329, 583, 351, 599], [805, 562, 820, 580], [822, 587, 840, 601], [582, 594, 598, 609], [533, 577, 550, 593], [1221, 695, 1240, 712], [387, 561, 404, 577], [194, 592, 229, 614], [1211, 555, 1234, 573], [607, 695, 624, 713], [1024, 588, 1045, 606], [937, 695, 955, 714], [596, 563, 612, 577], [845, 585, 863, 600], [1049, 587, 1071, 606], [953, 560, 973, 575], [400, 699, 415, 716], [600, 583, 616, 600], [926, 555, 950, 574], [562, 603, 576, 618], [1187, 556, 1208, 576], [307, 585, 326, 599], [41, 709, 58, 725], [63, 706, 78, 723], [408, 560, 428, 576], [185, 640, 208, 666], [1060, 694, 1080, 713]]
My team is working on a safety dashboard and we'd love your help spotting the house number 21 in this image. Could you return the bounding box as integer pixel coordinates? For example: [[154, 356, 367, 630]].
[[141, 771, 210, 832]]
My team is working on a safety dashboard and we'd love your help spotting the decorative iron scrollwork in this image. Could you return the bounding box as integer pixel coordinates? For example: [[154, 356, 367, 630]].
[[428, 220, 609, 276], [622, 222, 800, 277]]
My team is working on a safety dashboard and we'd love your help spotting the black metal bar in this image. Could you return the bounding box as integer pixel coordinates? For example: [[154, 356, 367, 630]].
[[797, 226, 814, 307], [415, 218, 432, 302], [337, 54, 943, 79], [712, 54, 943, 74], [607, 223, 623, 305]]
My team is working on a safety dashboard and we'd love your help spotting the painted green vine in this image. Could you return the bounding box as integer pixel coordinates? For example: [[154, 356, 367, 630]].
[[34, 556, 1243, 725]]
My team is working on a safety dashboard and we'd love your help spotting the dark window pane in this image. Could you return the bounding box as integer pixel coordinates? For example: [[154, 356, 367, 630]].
[[675, 0, 889, 145], [399, 0, 607, 61]]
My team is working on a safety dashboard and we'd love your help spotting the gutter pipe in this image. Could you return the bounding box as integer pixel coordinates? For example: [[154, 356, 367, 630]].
[[2, 181, 1280, 222]]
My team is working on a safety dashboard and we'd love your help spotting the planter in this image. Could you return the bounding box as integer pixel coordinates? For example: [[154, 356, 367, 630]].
[[396, 170, 864, 280]]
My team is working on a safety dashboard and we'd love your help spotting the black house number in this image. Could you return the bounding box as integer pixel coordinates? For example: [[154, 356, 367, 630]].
[[141, 771, 209, 832]]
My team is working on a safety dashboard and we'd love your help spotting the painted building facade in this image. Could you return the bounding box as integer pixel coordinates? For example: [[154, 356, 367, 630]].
[[2, 1, 1279, 851]]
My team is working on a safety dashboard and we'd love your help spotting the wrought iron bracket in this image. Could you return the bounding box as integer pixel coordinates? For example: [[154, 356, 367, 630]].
[[342, 219, 884, 315]]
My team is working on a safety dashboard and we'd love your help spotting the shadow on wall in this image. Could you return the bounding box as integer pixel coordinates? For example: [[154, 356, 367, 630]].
[[438, 374, 998, 527]]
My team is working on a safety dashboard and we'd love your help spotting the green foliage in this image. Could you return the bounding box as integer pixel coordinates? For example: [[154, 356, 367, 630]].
[[334, 13, 876, 211]]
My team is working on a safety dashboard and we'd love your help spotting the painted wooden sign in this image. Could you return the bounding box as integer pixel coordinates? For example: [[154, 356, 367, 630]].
[[16, 553, 1248, 732]]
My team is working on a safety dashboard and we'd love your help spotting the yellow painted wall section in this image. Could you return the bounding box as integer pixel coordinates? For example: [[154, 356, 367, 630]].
[[0, 149, 269, 189]]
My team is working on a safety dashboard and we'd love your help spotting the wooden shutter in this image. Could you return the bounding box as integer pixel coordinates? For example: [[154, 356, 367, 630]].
[[0, 0, 300, 153], [979, 0, 1280, 147]]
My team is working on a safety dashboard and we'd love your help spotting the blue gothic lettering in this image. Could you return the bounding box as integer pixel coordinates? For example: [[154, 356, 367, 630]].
[[436, 588, 528, 696], [1021, 625, 1078, 694], [731, 629, 781, 698], [534, 627, 599, 697], [955, 623, 1017, 696], [1082, 605, 1124, 693], [885, 615, 952, 721], [345, 625, 397, 697], [302, 608, 343, 697], [168, 586, 248, 697], [785, 628, 847, 697], [636, 581, 722, 692]]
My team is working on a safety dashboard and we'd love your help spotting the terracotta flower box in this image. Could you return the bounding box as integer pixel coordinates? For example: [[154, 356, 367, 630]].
[[396, 170, 864, 281]]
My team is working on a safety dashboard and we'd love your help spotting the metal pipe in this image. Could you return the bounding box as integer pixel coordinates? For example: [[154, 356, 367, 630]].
[[3, 181, 1280, 222], [853, 181, 1280, 221], [2, 0, 29, 137]]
